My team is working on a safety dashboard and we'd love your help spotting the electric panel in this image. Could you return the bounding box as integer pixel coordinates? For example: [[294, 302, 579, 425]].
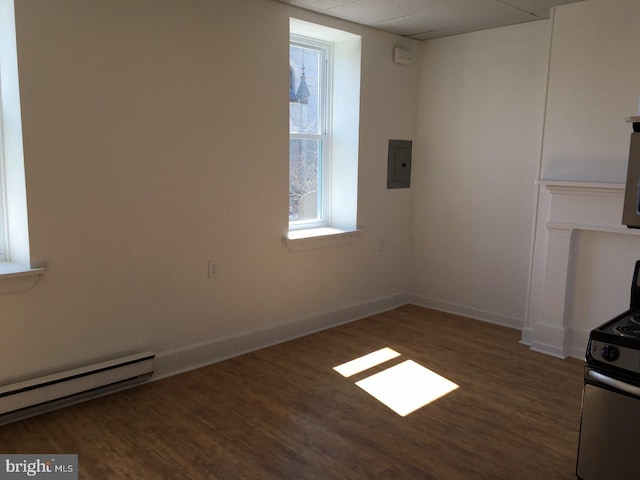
[[387, 139, 412, 189]]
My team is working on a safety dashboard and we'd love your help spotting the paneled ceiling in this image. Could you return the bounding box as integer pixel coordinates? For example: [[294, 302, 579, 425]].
[[275, 0, 584, 40]]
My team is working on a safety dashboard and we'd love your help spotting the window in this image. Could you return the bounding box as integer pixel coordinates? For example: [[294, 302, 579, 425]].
[[0, 90, 6, 262], [286, 19, 362, 248], [0, 0, 43, 291], [289, 37, 330, 228]]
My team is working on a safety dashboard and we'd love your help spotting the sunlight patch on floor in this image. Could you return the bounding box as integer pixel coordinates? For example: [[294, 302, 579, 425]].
[[333, 348, 459, 416], [355, 359, 459, 416], [333, 347, 401, 378]]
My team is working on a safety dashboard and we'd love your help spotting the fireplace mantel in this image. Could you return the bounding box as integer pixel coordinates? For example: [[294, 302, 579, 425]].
[[523, 180, 640, 358]]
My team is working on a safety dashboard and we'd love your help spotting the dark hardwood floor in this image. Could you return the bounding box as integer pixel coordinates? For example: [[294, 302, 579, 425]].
[[0, 305, 584, 479]]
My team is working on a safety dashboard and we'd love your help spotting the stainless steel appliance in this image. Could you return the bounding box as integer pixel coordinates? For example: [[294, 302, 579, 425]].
[[623, 117, 640, 228], [577, 260, 640, 479]]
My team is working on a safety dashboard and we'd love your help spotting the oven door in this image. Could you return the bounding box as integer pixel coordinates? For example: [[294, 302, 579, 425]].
[[577, 369, 640, 479]]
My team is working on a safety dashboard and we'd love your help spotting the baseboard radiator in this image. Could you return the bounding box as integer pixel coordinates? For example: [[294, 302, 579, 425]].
[[0, 351, 155, 425]]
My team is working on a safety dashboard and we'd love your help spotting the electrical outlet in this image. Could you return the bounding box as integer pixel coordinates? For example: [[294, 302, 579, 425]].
[[208, 260, 218, 278]]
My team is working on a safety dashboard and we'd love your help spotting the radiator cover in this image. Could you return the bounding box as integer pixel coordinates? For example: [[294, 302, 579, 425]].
[[0, 352, 155, 422]]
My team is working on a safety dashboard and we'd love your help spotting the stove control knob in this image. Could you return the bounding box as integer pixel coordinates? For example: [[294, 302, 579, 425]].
[[601, 345, 620, 362]]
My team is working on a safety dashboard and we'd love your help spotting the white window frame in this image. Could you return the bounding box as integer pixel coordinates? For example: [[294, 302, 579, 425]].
[[285, 18, 362, 252], [0, 0, 44, 292], [289, 35, 333, 231], [0, 77, 6, 262]]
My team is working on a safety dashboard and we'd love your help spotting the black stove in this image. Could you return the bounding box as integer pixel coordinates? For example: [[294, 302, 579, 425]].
[[592, 311, 640, 339], [586, 261, 640, 374], [577, 260, 640, 480], [591, 309, 640, 342], [587, 310, 640, 377]]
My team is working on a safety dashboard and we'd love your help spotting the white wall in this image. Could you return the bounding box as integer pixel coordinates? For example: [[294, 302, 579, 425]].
[[0, 0, 419, 383], [6, 0, 637, 384], [542, 0, 640, 182], [527, 0, 640, 357], [410, 21, 552, 327], [411, 0, 640, 342]]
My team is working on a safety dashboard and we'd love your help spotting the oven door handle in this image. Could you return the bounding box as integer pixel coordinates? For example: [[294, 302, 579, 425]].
[[587, 370, 640, 397]]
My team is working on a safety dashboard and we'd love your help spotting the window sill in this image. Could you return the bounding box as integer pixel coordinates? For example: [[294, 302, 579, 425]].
[[284, 227, 362, 252], [0, 262, 45, 294]]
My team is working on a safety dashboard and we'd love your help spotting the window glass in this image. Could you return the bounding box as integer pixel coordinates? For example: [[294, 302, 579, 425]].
[[289, 43, 322, 135], [0, 73, 6, 260], [289, 138, 321, 221], [289, 39, 328, 225]]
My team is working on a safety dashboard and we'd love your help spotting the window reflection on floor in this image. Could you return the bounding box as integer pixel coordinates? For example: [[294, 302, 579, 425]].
[[333, 349, 459, 416], [333, 347, 401, 378]]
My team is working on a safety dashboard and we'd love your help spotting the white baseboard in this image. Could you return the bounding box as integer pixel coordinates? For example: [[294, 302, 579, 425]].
[[527, 321, 568, 358], [524, 323, 589, 360], [567, 326, 589, 360], [406, 294, 524, 330], [520, 326, 585, 360], [529, 341, 567, 359], [154, 293, 409, 380], [520, 327, 535, 346]]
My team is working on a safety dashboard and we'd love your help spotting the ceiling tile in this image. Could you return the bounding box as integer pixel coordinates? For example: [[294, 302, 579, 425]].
[[373, 0, 525, 37], [321, 0, 472, 25], [411, 10, 537, 39], [279, 0, 358, 12], [275, 0, 584, 39], [530, 8, 551, 19], [498, 0, 582, 12]]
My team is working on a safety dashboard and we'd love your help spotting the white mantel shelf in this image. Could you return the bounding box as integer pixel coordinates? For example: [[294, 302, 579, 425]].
[[536, 179, 624, 190], [546, 221, 640, 236], [537, 180, 625, 197]]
